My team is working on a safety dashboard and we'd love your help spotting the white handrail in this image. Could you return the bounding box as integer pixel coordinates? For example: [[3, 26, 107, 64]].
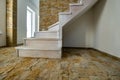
[[48, 21, 59, 29]]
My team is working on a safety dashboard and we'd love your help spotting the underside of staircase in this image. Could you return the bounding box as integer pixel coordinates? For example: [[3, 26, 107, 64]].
[[16, 0, 98, 58]]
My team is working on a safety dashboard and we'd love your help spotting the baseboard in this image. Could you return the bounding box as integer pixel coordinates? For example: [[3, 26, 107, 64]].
[[92, 48, 120, 61], [0, 46, 7, 48], [63, 47, 92, 49], [63, 47, 120, 60]]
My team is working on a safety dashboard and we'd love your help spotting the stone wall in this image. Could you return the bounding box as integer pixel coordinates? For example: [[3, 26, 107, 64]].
[[6, 0, 17, 46], [13, 0, 17, 46], [40, 0, 78, 30]]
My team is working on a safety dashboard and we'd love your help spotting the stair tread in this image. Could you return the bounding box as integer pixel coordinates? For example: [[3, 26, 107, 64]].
[[35, 31, 58, 33], [16, 46, 61, 50], [70, 3, 83, 6], [59, 11, 72, 15], [24, 38, 60, 41]]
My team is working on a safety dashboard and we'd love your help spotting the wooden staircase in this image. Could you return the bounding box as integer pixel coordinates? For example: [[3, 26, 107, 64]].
[[16, 0, 98, 58]]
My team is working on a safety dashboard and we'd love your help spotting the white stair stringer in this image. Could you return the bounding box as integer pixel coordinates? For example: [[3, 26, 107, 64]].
[[16, 0, 98, 59], [48, 22, 60, 31], [59, 0, 98, 27]]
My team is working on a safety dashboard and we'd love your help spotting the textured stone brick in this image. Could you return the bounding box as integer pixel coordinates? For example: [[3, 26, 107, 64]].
[[6, 0, 17, 46], [40, 0, 78, 30]]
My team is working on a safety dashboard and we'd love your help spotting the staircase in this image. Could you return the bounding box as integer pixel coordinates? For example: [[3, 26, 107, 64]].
[[16, 0, 98, 58]]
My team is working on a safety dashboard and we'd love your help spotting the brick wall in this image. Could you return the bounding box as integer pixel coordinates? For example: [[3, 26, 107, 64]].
[[40, 0, 78, 30], [6, 0, 17, 46]]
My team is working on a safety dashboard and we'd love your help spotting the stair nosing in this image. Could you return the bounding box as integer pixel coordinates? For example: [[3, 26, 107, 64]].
[[24, 38, 61, 41], [16, 46, 61, 51], [59, 11, 72, 15], [69, 3, 83, 6], [35, 31, 58, 33]]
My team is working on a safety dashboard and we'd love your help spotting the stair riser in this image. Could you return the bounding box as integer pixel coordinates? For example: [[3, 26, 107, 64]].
[[34, 32, 59, 38], [25, 40, 61, 48], [18, 49, 61, 58], [70, 6, 82, 13]]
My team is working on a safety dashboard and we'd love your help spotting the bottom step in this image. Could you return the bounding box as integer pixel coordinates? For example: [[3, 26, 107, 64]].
[[16, 48, 61, 58]]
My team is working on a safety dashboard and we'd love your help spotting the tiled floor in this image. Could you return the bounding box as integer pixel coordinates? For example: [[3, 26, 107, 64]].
[[0, 47, 120, 80]]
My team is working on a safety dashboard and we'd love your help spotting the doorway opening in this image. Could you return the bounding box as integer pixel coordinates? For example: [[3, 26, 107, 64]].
[[27, 6, 35, 38]]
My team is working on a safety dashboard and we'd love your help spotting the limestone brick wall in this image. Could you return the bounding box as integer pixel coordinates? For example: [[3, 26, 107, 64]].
[[40, 0, 78, 30], [13, 0, 17, 46], [6, 0, 17, 46]]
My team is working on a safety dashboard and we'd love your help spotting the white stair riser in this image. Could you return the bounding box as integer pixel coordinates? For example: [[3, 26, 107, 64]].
[[25, 40, 61, 48], [18, 49, 61, 58], [34, 32, 59, 38], [70, 6, 82, 13]]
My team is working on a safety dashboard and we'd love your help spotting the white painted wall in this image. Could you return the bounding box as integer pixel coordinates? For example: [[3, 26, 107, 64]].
[[0, 0, 6, 46], [93, 0, 120, 57], [63, 0, 120, 58], [63, 9, 94, 47], [17, 0, 27, 44], [17, 0, 39, 44]]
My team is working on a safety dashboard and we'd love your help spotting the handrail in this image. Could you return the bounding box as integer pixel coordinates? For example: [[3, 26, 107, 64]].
[[48, 21, 59, 29]]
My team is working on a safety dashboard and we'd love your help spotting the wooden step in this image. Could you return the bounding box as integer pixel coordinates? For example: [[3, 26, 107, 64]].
[[24, 38, 60, 41], [35, 31, 58, 33], [16, 47, 61, 58], [16, 46, 61, 50], [24, 38, 62, 48], [70, 5, 83, 13], [69, 3, 83, 13], [34, 31, 59, 38]]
